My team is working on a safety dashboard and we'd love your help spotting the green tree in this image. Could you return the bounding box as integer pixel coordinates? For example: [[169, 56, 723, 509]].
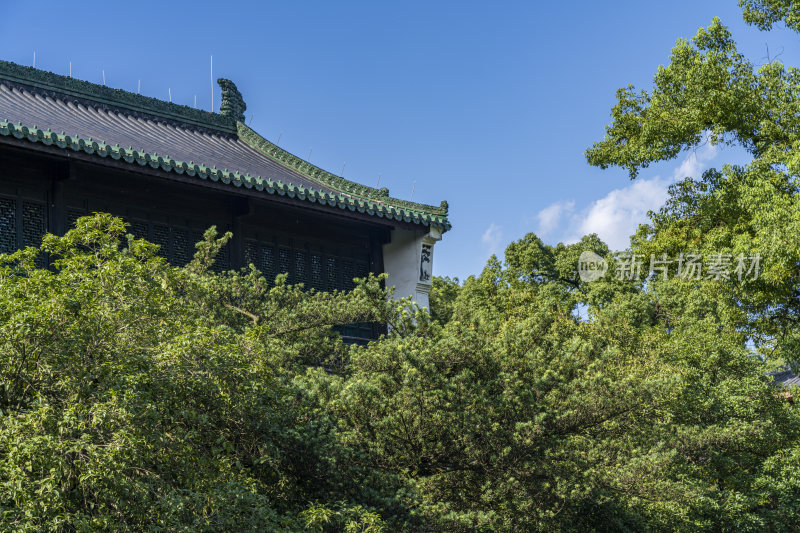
[[427, 275, 461, 325], [740, 0, 800, 32], [320, 235, 800, 531], [585, 12, 800, 367], [0, 214, 393, 531]]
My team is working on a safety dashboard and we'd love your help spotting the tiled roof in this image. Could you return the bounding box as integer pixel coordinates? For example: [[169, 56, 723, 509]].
[[0, 60, 450, 231], [768, 366, 800, 388]]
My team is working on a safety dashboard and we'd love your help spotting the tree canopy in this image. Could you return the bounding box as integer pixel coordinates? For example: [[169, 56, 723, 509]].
[[1, 214, 799, 531], [586, 6, 800, 368]]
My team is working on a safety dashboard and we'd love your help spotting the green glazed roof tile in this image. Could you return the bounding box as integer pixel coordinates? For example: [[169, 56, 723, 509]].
[[0, 60, 450, 231]]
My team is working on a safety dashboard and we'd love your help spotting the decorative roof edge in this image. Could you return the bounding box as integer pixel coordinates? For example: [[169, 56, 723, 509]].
[[0, 60, 236, 134], [237, 122, 449, 217], [0, 60, 450, 228], [0, 120, 451, 231]]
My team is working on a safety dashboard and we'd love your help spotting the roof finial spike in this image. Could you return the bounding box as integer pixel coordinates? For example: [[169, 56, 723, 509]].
[[340, 162, 346, 177], [410, 181, 416, 202], [307, 148, 312, 161], [210, 55, 213, 113], [69, 61, 71, 77], [138, 79, 141, 94], [376, 173, 381, 187], [32, 51, 35, 68], [102, 70, 106, 86]]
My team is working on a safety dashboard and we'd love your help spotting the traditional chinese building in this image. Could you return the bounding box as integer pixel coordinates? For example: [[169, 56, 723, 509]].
[[0, 60, 449, 341]]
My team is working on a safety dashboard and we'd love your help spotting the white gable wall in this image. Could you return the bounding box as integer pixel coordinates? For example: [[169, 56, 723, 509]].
[[382, 226, 442, 309]]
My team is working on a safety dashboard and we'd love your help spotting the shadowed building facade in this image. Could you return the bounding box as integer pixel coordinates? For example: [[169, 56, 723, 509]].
[[0, 60, 449, 342]]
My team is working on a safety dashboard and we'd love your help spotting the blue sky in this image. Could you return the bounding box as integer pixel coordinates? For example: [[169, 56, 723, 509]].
[[2, 1, 798, 280]]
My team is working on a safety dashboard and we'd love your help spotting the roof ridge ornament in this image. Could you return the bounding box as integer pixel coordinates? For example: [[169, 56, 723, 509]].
[[217, 79, 246, 123]]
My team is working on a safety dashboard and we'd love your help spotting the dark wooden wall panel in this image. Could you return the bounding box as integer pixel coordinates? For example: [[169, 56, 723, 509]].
[[0, 145, 390, 341]]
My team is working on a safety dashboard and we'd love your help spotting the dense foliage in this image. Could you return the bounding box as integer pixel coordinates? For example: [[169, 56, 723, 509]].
[[5, 3, 800, 531], [585, 4, 800, 368], [1, 214, 799, 531], [0, 214, 396, 531]]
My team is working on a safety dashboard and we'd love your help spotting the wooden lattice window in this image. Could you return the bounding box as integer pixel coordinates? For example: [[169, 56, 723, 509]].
[[242, 236, 376, 341], [127, 219, 225, 270], [66, 207, 86, 232], [0, 197, 16, 254], [0, 195, 48, 265]]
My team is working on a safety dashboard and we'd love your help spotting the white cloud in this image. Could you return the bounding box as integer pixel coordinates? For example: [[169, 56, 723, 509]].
[[534, 143, 719, 251], [536, 200, 574, 236], [482, 222, 504, 256], [573, 177, 670, 250], [672, 141, 718, 181]]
